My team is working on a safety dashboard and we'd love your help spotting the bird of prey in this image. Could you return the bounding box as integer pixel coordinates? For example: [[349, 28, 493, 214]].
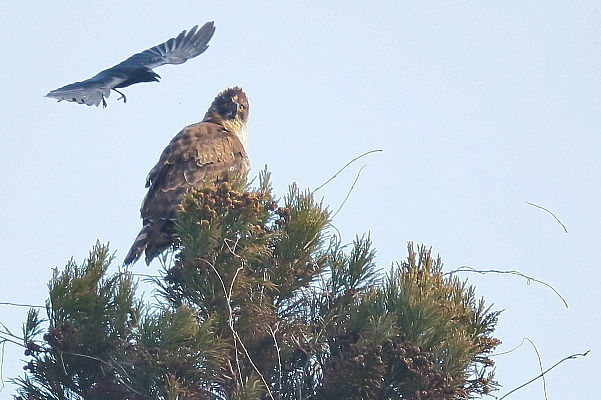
[[45, 22, 215, 107], [124, 87, 250, 265]]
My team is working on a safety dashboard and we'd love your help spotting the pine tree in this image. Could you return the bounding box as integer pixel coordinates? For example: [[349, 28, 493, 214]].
[[14, 171, 500, 399]]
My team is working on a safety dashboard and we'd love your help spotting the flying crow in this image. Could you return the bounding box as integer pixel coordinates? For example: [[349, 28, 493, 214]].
[[46, 22, 215, 107]]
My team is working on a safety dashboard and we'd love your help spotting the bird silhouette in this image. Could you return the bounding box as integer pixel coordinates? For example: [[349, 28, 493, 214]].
[[46, 22, 215, 107]]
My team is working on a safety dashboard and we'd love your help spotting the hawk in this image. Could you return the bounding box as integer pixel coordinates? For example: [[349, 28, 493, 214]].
[[45, 22, 215, 107], [124, 87, 250, 265]]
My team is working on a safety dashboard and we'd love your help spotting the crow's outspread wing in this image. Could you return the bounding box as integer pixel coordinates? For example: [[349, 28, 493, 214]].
[[118, 22, 215, 69], [45, 22, 215, 107]]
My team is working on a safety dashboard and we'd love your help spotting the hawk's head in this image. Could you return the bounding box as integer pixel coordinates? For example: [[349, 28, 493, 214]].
[[203, 87, 249, 136]]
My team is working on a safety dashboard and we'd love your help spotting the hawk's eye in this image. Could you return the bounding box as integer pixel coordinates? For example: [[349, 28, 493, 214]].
[[238, 104, 245, 111]]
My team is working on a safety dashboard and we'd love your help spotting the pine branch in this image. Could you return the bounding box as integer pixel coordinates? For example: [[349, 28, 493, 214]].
[[8, 173, 509, 399]]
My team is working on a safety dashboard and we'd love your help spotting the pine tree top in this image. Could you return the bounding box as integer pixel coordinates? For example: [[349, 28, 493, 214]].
[[13, 173, 500, 400]]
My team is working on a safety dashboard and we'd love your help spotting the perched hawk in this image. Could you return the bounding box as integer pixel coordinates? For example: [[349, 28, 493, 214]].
[[124, 87, 250, 265], [45, 22, 215, 107]]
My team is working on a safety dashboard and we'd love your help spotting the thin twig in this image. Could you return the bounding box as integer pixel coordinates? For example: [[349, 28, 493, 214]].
[[44, 351, 144, 397], [223, 237, 244, 386], [223, 237, 241, 258], [107, 355, 145, 397], [202, 245, 276, 400], [130, 273, 161, 279], [447, 266, 568, 308], [1, 341, 5, 390], [58, 350, 67, 374], [0, 322, 26, 348], [492, 338, 527, 357], [0, 301, 44, 309], [498, 350, 590, 400], [524, 338, 547, 400], [0, 335, 23, 348], [331, 165, 367, 219], [199, 258, 243, 385], [526, 202, 568, 234], [313, 149, 382, 192], [268, 324, 282, 395]]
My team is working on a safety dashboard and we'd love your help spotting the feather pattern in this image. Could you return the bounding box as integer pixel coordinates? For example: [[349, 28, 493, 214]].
[[124, 87, 250, 265], [45, 22, 215, 107]]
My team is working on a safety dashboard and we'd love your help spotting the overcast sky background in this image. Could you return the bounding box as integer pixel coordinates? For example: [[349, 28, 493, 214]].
[[1, 1, 599, 398]]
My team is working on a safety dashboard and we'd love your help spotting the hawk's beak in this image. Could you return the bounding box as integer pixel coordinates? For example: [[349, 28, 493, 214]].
[[224, 99, 239, 119]]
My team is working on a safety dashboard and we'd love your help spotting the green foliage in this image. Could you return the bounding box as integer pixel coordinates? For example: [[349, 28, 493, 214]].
[[131, 306, 230, 399], [14, 172, 500, 400], [313, 243, 500, 399], [15, 242, 141, 399]]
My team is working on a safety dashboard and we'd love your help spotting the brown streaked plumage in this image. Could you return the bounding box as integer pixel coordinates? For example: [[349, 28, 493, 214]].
[[124, 87, 250, 265]]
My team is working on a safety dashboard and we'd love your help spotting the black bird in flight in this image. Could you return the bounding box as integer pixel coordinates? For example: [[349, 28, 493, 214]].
[[46, 22, 215, 108]]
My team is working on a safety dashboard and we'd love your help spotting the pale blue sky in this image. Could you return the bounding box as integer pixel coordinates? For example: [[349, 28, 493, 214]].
[[1, 2, 599, 398]]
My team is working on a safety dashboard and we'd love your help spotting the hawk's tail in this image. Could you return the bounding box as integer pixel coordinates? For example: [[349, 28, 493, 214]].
[[124, 219, 176, 266]]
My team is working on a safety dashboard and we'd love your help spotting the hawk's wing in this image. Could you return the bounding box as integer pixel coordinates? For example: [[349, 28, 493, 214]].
[[117, 22, 215, 69], [141, 121, 250, 220]]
